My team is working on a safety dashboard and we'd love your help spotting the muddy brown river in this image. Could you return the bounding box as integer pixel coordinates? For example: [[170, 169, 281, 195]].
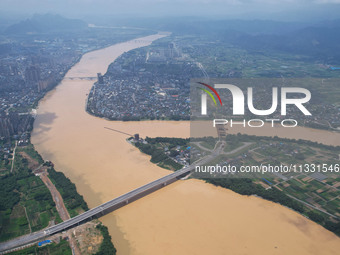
[[32, 34, 340, 255]]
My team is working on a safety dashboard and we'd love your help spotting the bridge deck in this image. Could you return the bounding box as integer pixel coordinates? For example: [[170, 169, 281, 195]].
[[0, 162, 198, 253], [0, 144, 220, 254]]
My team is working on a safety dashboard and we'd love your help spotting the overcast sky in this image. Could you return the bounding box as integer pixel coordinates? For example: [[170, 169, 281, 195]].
[[1, 0, 340, 21]]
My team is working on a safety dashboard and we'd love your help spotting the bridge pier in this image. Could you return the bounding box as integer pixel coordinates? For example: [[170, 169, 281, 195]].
[[0, 165, 196, 253]]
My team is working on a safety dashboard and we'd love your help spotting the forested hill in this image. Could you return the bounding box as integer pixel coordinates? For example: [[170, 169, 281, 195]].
[[5, 14, 87, 34]]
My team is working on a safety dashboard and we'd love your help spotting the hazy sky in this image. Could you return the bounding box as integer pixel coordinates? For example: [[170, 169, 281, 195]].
[[1, 0, 340, 21]]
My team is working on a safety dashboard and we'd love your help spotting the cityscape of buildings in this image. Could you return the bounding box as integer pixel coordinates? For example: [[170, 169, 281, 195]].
[[87, 42, 202, 120], [0, 9, 340, 255], [0, 16, 153, 171]]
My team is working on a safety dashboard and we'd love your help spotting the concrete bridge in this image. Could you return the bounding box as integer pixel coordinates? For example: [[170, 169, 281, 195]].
[[64, 76, 97, 81], [0, 146, 222, 254]]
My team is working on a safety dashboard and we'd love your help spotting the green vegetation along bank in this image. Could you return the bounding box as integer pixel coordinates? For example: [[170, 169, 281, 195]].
[[130, 135, 340, 236]]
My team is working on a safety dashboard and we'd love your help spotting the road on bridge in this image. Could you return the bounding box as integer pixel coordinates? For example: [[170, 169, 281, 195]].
[[0, 141, 225, 254]]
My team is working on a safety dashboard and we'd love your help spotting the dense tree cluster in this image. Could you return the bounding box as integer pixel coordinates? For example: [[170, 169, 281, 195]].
[[94, 224, 117, 255], [135, 142, 167, 163], [135, 137, 187, 170], [145, 137, 189, 146], [0, 174, 21, 210], [47, 168, 88, 211]]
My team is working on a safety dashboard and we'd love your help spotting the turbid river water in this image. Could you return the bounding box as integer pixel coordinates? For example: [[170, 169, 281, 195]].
[[32, 34, 340, 255]]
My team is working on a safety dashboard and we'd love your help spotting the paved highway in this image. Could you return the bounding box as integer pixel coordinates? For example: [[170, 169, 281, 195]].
[[0, 142, 224, 254]]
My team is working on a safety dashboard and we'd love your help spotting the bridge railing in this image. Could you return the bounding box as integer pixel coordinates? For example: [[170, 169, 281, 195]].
[[45, 164, 195, 234]]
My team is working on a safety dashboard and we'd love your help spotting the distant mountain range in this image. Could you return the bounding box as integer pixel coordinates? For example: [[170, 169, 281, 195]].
[[160, 19, 309, 36], [5, 14, 87, 34], [4, 14, 340, 63], [157, 18, 340, 63], [225, 23, 340, 63]]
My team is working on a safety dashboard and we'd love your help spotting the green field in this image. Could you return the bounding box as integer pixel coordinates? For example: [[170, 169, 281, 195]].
[[0, 152, 59, 241], [139, 134, 340, 236], [7, 239, 72, 255], [0, 155, 60, 241]]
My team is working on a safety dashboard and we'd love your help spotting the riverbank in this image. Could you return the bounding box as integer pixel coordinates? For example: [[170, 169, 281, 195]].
[[0, 33, 157, 253], [0, 141, 116, 254], [31, 34, 340, 255], [129, 134, 340, 236]]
